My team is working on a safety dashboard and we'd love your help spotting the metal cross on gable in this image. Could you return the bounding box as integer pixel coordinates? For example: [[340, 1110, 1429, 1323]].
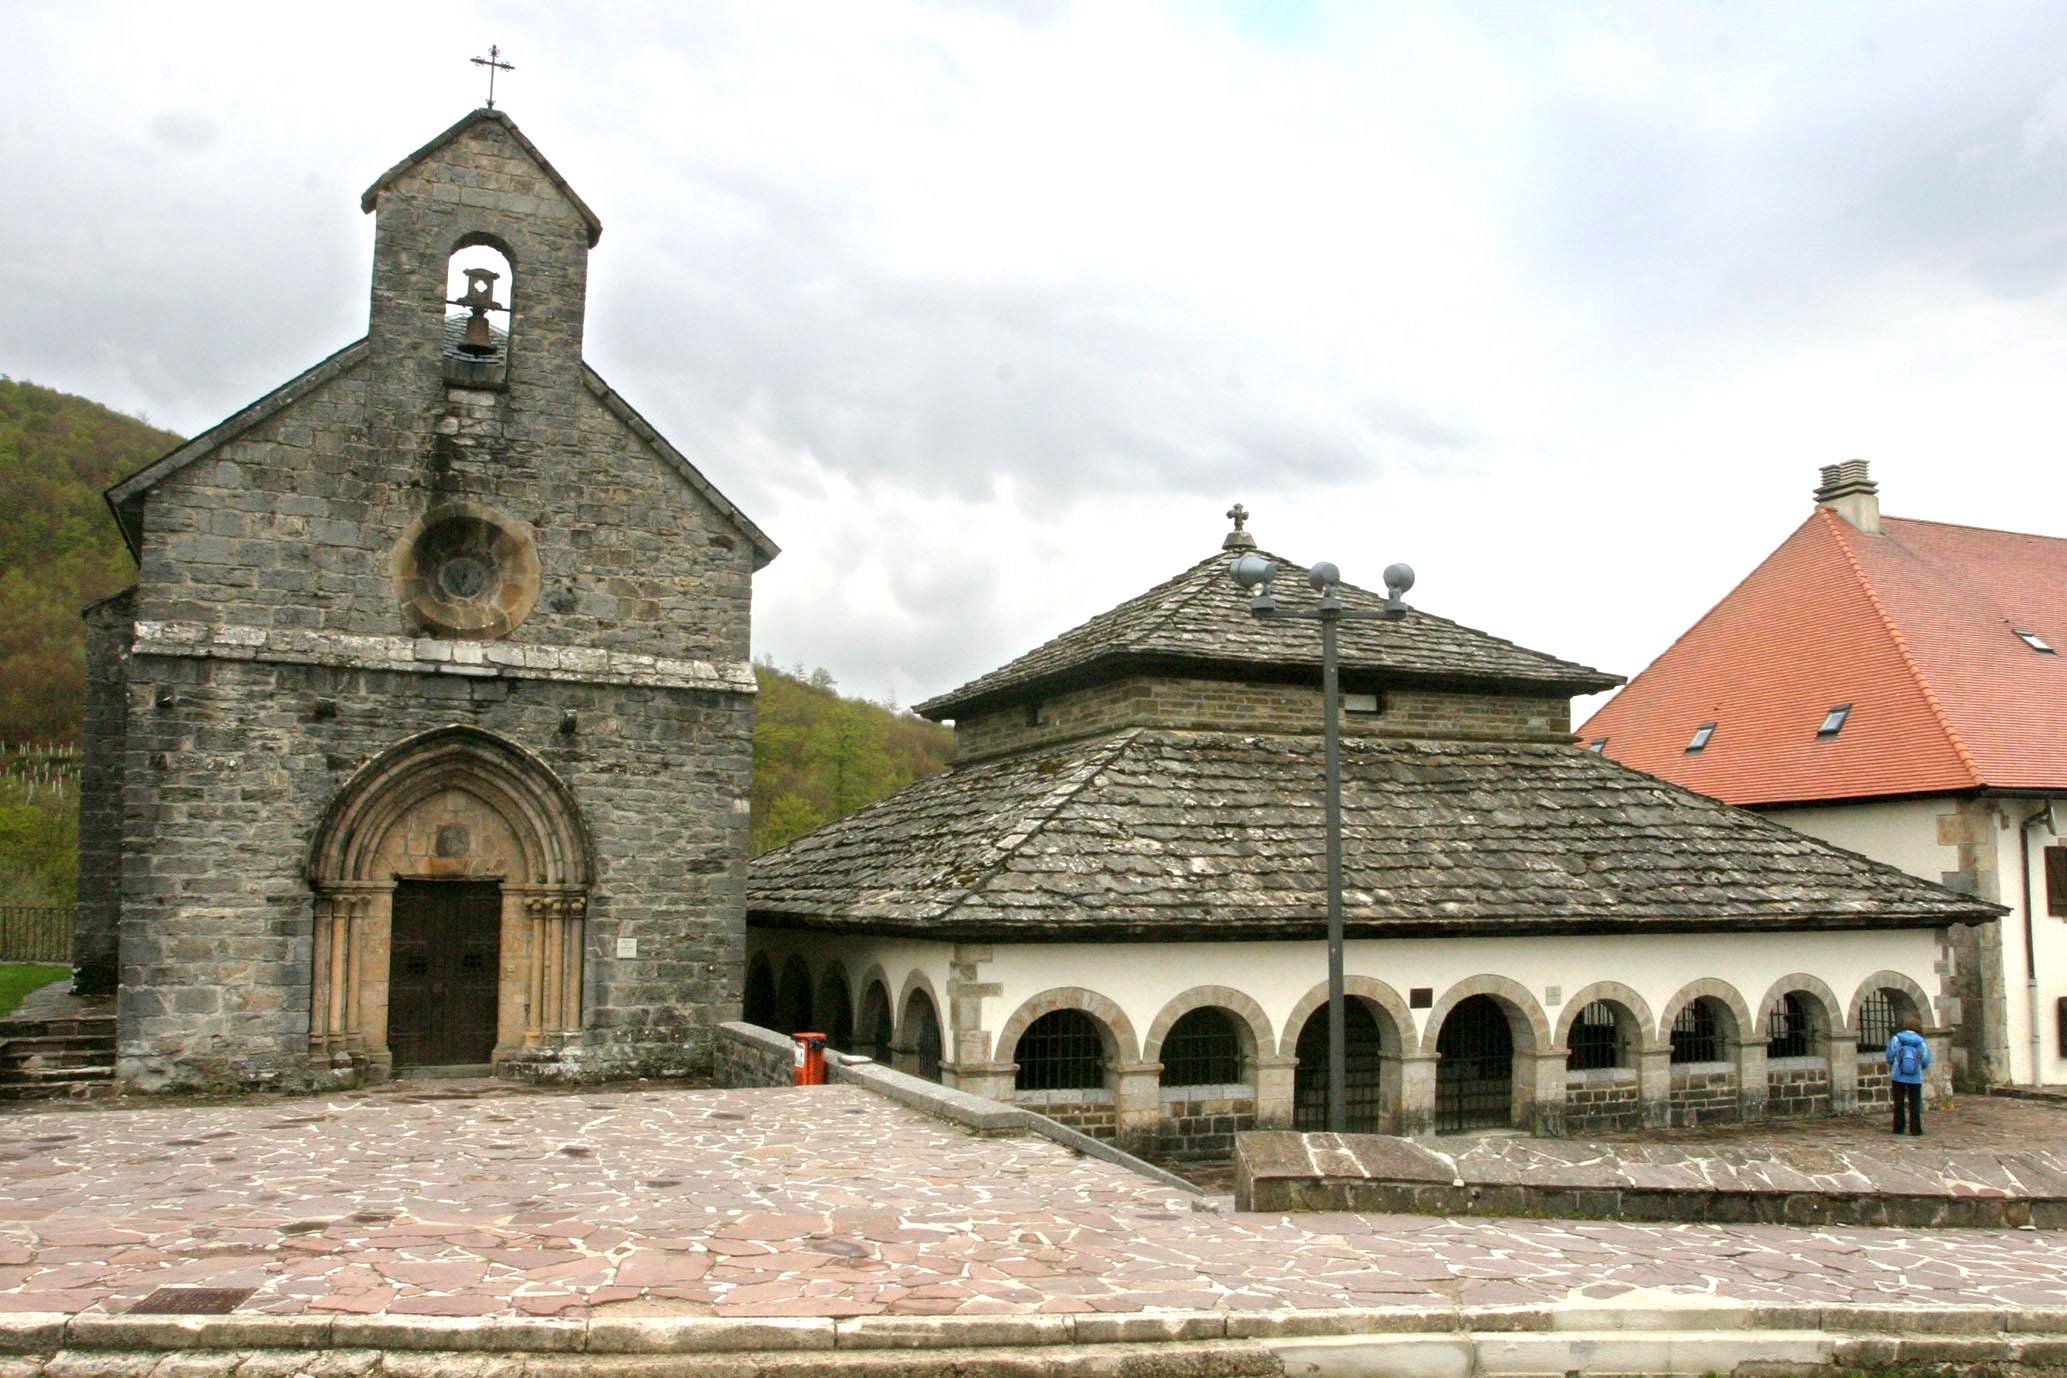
[[1227, 502, 1249, 532], [471, 44, 515, 110]]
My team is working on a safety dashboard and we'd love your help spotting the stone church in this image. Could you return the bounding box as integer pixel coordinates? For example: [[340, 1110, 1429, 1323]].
[[75, 109, 775, 1091]]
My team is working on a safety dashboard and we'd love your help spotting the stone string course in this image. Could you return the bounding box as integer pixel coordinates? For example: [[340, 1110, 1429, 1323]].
[[131, 622, 755, 694]]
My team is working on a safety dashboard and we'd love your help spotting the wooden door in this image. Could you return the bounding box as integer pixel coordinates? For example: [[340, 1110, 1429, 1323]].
[[389, 880, 500, 1068]]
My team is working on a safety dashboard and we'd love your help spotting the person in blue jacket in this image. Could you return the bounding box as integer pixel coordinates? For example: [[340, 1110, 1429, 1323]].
[[1886, 1021, 1932, 1136]]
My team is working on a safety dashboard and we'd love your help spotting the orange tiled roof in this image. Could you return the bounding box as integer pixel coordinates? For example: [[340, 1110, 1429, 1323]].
[[1579, 507, 2067, 805]]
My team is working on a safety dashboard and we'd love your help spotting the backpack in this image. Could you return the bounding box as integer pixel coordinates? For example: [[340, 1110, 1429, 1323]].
[[1896, 1040, 1920, 1078]]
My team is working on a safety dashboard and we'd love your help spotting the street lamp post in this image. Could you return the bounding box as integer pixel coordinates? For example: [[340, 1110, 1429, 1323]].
[[1230, 545, 1413, 1133]]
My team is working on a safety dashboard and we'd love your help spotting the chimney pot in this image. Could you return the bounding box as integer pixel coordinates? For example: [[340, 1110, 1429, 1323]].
[[1814, 459, 1881, 534]]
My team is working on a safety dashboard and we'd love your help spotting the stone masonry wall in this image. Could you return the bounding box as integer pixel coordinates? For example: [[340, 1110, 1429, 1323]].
[[1562, 1072, 1643, 1133], [115, 652, 752, 1091], [72, 591, 134, 996], [1667, 1068, 1739, 1126], [1765, 1061, 1832, 1118], [954, 673, 1571, 761]]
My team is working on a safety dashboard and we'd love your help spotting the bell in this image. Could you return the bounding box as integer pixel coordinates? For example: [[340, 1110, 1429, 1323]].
[[459, 310, 497, 357]]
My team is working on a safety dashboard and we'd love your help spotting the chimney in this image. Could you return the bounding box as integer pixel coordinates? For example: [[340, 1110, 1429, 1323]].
[[1814, 459, 1880, 534]]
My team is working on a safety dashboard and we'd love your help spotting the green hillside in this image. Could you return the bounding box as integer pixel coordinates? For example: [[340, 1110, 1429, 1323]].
[[0, 377, 178, 745], [751, 663, 954, 855]]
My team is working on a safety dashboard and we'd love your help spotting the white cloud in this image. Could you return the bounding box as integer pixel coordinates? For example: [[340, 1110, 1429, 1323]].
[[4, 1, 2066, 709]]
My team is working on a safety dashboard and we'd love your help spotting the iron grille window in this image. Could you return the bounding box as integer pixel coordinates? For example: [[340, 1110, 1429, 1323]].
[[1160, 1008, 1242, 1087], [1766, 992, 1812, 1059], [1015, 1010, 1106, 1091], [1435, 995, 1513, 1132], [1857, 988, 1898, 1050], [1670, 999, 1725, 1063], [1292, 1002, 1384, 1132], [1566, 1001, 1622, 1071]]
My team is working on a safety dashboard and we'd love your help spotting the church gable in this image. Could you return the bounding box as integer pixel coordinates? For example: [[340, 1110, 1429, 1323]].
[[102, 108, 772, 666]]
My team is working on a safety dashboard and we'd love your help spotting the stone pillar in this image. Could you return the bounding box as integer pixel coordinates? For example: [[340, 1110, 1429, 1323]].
[[1926, 1029, 1955, 1104], [1397, 1053, 1437, 1136], [946, 944, 999, 1080], [1113, 1061, 1163, 1154], [1636, 1040, 1672, 1128], [1733, 1037, 1769, 1120], [1524, 1051, 1567, 1136], [1251, 1054, 1299, 1129], [1826, 1030, 1859, 1113]]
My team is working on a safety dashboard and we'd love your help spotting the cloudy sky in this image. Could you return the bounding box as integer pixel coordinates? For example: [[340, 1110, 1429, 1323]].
[[5, 2, 2065, 716]]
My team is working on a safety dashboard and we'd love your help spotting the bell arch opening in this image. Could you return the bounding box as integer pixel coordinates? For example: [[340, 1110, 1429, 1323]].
[[306, 727, 593, 1079]]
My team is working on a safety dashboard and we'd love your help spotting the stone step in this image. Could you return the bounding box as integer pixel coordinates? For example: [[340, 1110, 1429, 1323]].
[[0, 1063, 114, 1084]]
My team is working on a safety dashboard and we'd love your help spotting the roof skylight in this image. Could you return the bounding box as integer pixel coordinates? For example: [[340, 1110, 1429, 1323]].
[[1685, 722, 1716, 753], [1817, 704, 1852, 737], [1587, 738, 1608, 753], [2014, 629, 2055, 654]]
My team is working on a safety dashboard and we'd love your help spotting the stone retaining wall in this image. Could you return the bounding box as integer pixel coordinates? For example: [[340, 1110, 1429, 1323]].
[[1236, 1129, 2067, 1228], [714, 1020, 797, 1088], [1156, 1092, 1257, 1158]]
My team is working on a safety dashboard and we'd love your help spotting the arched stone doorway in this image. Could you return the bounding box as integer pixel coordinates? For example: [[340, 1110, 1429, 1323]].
[[306, 727, 593, 1078]]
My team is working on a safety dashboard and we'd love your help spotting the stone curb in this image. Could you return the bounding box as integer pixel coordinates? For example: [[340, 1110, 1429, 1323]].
[[8, 1301, 2067, 1356]]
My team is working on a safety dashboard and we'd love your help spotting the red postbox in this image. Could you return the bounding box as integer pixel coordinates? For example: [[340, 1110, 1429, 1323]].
[[792, 1031, 828, 1086]]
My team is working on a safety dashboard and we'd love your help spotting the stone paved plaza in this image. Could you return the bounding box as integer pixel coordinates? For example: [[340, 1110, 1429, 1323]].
[[4, 1083, 2067, 1322]]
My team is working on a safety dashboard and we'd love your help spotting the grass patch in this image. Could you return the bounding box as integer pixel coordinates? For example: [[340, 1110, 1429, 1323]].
[[0, 963, 69, 1018]]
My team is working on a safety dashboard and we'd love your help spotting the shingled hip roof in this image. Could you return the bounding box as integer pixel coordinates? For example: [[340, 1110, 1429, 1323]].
[[747, 728, 2000, 940], [1581, 509, 2067, 803], [914, 548, 1620, 720]]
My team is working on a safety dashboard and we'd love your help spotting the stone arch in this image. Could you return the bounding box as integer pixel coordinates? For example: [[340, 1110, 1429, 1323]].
[[1143, 987, 1274, 1068], [1554, 981, 1658, 1050], [855, 968, 895, 1062], [1422, 974, 1552, 1053], [896, 975, 945, 1082], [817, 962, 856, 1049], [995, 988, 1143, 1068], [1755, 973, 1842, 1046], [1281, 977, 1413, 1133], [743, 953, 778, 1029], [444, 233, 515, 386], [1656, 978, 1754, 1046], [309, 727, 591, 887], [305, 726, 592, 1078], [1278, 977, 1415, 1059], [1847, 970, 1934, 1033], [776, 955, 813, 1035]]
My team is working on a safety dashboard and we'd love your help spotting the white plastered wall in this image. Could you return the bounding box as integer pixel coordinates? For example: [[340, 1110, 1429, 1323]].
[[973, 928, 1943, 1061], [1776, 795, 2063, 1086]]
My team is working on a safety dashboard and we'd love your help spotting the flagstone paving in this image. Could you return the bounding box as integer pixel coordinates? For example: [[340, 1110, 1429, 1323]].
[[2, 1083, 2066, 1320]]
